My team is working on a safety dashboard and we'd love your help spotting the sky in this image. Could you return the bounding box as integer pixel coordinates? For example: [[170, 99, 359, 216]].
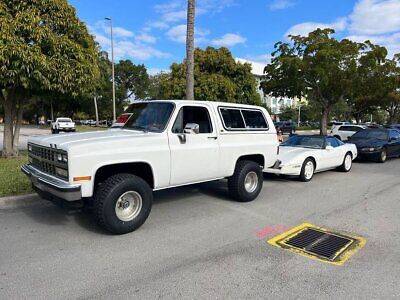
[[69, 0, 400, 74]]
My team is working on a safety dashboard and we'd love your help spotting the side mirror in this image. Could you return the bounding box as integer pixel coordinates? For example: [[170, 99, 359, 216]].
[[326, 145, 334, 151], [184, 123, 199, 134]]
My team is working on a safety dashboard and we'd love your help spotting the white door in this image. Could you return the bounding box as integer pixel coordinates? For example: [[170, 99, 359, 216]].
[[325, 137, 345, 167], [168, 105, 220, 186]]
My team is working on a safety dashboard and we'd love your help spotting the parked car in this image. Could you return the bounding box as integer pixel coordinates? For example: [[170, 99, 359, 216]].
[[275, 121, 297, 134], [22, 100, 278, 234], [51, 118, 75, 134], [330, 124, 366, 141], [384, 124, 400, 130], [348, 128, 400, 162], [265, 135, 357, 182], [111, 113, 133, 128]]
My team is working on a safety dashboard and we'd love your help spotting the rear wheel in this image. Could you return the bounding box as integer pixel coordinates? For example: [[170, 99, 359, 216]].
[[228, 160, 263, 202], [93, 173, 153, 234], [378, 148, 387, 163], [338, 152, 352, 172], [299, 158, 315, 182]]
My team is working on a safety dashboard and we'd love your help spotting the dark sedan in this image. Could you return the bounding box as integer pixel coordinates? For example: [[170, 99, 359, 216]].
[[348, 128, 400, 162]]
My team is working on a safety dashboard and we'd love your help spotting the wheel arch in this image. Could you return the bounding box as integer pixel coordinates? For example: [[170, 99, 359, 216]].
[[93, 161, 155, 191], [236, 154, 265, 168]]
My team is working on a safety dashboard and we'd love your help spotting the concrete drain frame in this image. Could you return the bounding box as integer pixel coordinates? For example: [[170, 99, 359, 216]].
[[268, 223, 366, 266]]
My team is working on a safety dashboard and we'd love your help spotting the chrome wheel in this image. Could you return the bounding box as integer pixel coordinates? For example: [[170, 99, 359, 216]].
[[381, 150, 387, 162], [115, 191, 143, 222], [344, 154, 352, 170], [244, 171, 258, 193], [304, 161, 314, 180]]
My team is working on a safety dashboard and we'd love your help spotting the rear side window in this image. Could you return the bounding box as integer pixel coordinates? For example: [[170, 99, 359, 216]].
[[241, 110, 268, 129], [220, 108, 245, 129]]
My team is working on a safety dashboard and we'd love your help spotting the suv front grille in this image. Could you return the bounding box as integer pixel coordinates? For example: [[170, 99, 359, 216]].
[[28, 143, 68, 180]]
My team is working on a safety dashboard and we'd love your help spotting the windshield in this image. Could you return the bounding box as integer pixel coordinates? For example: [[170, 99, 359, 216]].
[[58, 118, 72, 122], [281, 135, 325, 149], [123, 102, 174, 132], [352, 130, 388, 140]]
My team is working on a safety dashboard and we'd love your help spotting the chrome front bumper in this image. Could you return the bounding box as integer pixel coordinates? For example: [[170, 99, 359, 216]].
[[21, 164, 81, 201]]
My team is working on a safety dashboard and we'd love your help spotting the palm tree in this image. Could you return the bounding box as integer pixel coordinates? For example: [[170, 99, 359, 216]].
[[186, 0, 195, 100]]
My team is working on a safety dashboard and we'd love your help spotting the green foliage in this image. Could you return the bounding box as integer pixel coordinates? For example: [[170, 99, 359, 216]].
[[0, 0, 100, 95], [158, 47, 261, 105], [262, 28, 360, 133], [0, 151, 32, 196]]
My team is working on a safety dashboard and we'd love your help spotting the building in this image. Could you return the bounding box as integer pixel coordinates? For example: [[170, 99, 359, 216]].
[[235, 58, 299, 115]]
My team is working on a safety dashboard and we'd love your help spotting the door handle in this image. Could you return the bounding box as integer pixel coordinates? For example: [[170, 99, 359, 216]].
[[208, 136, 218, 140]]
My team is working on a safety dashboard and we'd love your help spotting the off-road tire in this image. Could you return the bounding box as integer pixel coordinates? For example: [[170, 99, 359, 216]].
[[228, 160, 263, 202], [299, 158, 315, 182], [338, 152, 352, 172], [93, 173, 153, 234]]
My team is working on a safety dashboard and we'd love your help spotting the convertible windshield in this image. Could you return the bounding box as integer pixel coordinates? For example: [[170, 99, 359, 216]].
[[351, 130, 388, 140], [123, 102, 174, 133], [281, 135, 325, 149]]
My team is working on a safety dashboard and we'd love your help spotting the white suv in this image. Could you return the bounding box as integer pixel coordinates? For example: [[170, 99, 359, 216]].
[[22, 100, 278, 234], [331, 124, 366, 141]]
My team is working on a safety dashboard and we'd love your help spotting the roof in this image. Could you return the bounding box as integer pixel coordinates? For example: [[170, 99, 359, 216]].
[[133, 99, 266, 110]]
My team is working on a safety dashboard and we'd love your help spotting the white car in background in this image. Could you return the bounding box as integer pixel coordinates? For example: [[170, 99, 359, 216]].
[[51, 118, 75, 134], [265, 135, 357, 181], [331, 124, 366, 141]]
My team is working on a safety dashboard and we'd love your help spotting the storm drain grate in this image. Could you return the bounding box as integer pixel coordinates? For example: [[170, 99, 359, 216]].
[[268, 223, 366, 265]]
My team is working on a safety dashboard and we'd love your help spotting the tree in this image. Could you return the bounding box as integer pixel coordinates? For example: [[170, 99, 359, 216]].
[[262, 28, 360, 134], [186, 0, 195, 100], [0, 0, 99, 157], [115, 60, 150, 101], [158, 47, 261, 105]]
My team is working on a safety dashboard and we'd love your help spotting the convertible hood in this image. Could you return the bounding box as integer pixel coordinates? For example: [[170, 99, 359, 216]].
[[278, 146, 319, 163], [29, 129, 148, 149]]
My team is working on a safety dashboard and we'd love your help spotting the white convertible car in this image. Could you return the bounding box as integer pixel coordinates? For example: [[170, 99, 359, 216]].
[[265, 135, 358, 181]]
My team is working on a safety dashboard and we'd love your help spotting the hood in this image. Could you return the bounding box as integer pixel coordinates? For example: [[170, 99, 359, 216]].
[[28, 129, 148, 150], [350, 138, 386, 148], [278, 146, 319, 163]]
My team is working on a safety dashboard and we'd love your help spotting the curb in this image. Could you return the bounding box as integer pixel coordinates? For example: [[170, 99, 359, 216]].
[[0, 193, 42, 210]]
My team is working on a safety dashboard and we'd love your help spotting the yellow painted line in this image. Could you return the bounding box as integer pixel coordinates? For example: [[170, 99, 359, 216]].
[[267, 222, 366, 266]]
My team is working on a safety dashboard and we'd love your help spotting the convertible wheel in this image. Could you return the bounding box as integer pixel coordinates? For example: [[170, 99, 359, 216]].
[[378, 148, 387, 163], [299, 158, 315, 182], [338, 152, 352, 172]]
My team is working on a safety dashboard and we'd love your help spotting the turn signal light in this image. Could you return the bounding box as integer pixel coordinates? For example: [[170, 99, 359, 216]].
[[73, 176, 91, 182]]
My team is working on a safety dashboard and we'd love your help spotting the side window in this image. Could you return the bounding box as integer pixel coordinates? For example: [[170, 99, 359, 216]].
[[389, 130, 400, 140], [327, 137, 340, 147], [339, 126, 348, 131], [220, 108, 245, 129], [172, 106, 212, 134], [241, 110, 268, 129]]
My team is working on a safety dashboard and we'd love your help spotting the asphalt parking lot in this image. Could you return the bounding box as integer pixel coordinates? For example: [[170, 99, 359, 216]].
[[0, 125, 49, 150], [1, 159, 399, 299]]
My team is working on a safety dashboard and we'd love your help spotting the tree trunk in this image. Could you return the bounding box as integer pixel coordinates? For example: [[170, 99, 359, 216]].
[[12, 97, 24, 154], [320, 107, 329, 135], [185, 0, 195, 100], [1, 88, 25, 158]]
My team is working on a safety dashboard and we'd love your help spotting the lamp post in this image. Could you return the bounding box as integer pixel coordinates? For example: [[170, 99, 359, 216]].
[[105, 17, 116, 123]]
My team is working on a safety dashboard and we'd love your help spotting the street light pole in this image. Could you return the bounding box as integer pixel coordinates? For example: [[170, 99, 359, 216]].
[[105, 17, 116, 123]]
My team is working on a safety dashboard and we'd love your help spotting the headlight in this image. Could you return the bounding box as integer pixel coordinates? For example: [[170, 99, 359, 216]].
[[28, 144, 32, 152], [56, 153, 68, 163], [361, 147, 379, 152], [55, 167, 68, 178]]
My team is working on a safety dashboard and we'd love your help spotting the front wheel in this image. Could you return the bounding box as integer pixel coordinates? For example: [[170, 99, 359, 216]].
[[93, 173, 153, 234], [338, 152, 352, 172], [228, 160, 263, 202], [378, 148, 387, 163], [299, 158, 315, 182]]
